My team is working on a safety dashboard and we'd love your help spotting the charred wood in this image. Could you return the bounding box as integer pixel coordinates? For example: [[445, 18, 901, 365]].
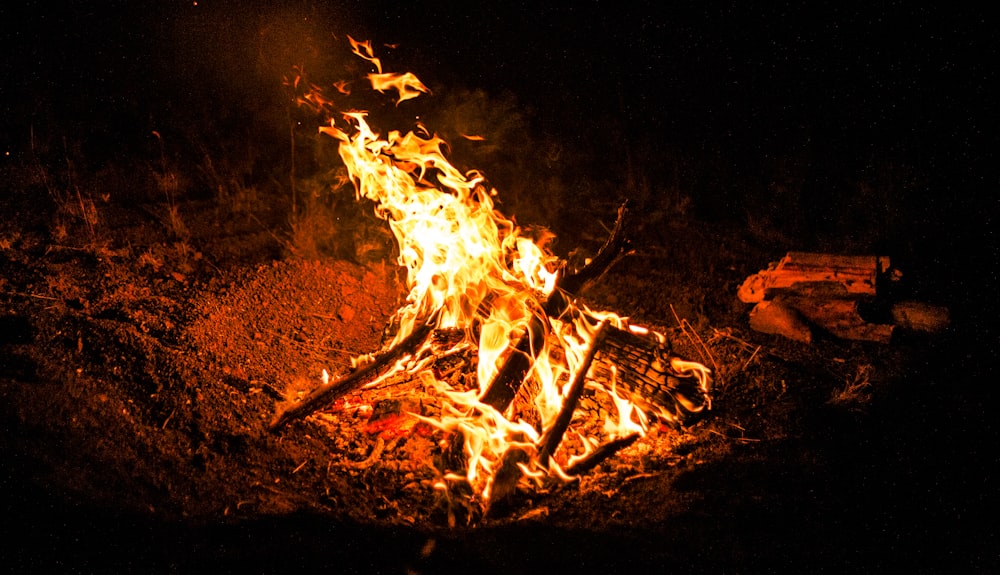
[[268, 312, 438, 431], [558, 203, 633, 296], [478, 311, 550, 412], [479, 204, 631, 412], [591, 326, 712, 427], [564, 433, 641, 476], [537, 320, 610, 466]]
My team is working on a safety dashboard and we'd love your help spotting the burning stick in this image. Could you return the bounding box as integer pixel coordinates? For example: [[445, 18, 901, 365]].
[[487, 320, 610, 511], [268, 311, 439, 431], [563, 433, 641, 476], [537, 319, 610, 466], [479, 205, 631, 412]]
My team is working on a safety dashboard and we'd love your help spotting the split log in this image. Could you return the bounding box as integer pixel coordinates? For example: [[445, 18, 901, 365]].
[[738, 252, 892, 303], [748, 299, 813, 344], [747, 295, 895, 344], [784, 296, 894, 344], [591, 325, 712, 427], [736, 252, 954, 344]]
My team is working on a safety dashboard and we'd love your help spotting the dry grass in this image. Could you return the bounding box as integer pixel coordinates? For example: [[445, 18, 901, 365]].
[[828, 363, 874, 410]]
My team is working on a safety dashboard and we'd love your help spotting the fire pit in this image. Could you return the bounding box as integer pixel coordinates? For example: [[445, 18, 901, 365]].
[[267, 39, 712, 520]]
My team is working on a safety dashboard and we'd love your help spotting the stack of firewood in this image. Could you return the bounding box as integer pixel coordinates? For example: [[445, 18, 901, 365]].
[[738, 252, 949, 344]]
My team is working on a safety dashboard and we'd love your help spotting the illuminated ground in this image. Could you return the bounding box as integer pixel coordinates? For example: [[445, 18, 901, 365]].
[[0, 179, 991, 571]]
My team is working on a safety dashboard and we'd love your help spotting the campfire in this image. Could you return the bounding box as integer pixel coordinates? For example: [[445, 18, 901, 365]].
[[269, 39, 712, 517]]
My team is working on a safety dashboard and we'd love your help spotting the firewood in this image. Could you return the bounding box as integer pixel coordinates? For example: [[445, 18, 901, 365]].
[[748, 300, 813, 344], [783, 296, 894, 344], [557, 203, 633, 296], [537, 320, 610, 465], [564, 433, 641, 476], [738, 252, 891, 303], [478, 311, 550, 412], [591, 325, 712, 426], [737, 252, 940, 344], [487, 321, 610, 511]]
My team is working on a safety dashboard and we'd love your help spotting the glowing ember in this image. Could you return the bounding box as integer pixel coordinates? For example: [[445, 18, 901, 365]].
[[287, 39, 711, 511]]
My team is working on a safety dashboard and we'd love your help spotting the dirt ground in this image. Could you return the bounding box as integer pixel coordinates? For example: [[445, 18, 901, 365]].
[[1, 168, 994, 573]]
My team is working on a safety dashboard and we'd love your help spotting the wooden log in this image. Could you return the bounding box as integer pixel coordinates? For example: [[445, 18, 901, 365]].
[[477, 310, 550, 412], [557, 203, 633, 296], [591, 325, 712, 427], [738, 252, 891, 303], [748, 300, 813, 344], [537, 320, 610, 466], [564, 433, 641, 476], [781, 296, 894, 344], [485, 321, 610, 511], [479, 205, 631, 412]]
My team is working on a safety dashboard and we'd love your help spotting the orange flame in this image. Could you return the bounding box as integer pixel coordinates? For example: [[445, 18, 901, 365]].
[[368, 72, 431, 104], [308, 39, 710, 509]]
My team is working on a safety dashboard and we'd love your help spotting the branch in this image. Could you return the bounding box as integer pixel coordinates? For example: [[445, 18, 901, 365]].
[[564, 433, 641, 476], [268, 312, 438, 432], [479, 204, 631, 412], [537, 319, 610, 465], [558, 203, 632, 296]]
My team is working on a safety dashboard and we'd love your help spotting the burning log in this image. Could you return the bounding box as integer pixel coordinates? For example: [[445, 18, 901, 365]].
[[564, 433, 641, 476], [591, 324, 712, 427], [537, 320, 611, 466], [479, 204, 631, 412]]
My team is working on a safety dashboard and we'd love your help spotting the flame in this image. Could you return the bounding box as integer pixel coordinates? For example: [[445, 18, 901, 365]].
[[306, 39, 710, 510], [368, 72, 431, 104]]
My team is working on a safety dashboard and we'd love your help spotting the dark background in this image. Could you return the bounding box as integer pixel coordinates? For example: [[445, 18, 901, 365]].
[[2, 2, 994, 191], [2, 0, 995, 277]]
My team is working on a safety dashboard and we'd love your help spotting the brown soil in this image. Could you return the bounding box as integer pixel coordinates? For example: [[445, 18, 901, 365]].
[[0, 181, 992, 573]]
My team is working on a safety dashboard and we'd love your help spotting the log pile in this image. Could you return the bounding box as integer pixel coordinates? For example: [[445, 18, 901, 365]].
[[738, 252, 949, 344]]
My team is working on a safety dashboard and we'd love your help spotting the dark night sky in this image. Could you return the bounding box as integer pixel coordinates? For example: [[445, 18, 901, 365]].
[[375, 1, 995, 189], [2, 1, 994, 144], [1, 1, 995, 247]]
